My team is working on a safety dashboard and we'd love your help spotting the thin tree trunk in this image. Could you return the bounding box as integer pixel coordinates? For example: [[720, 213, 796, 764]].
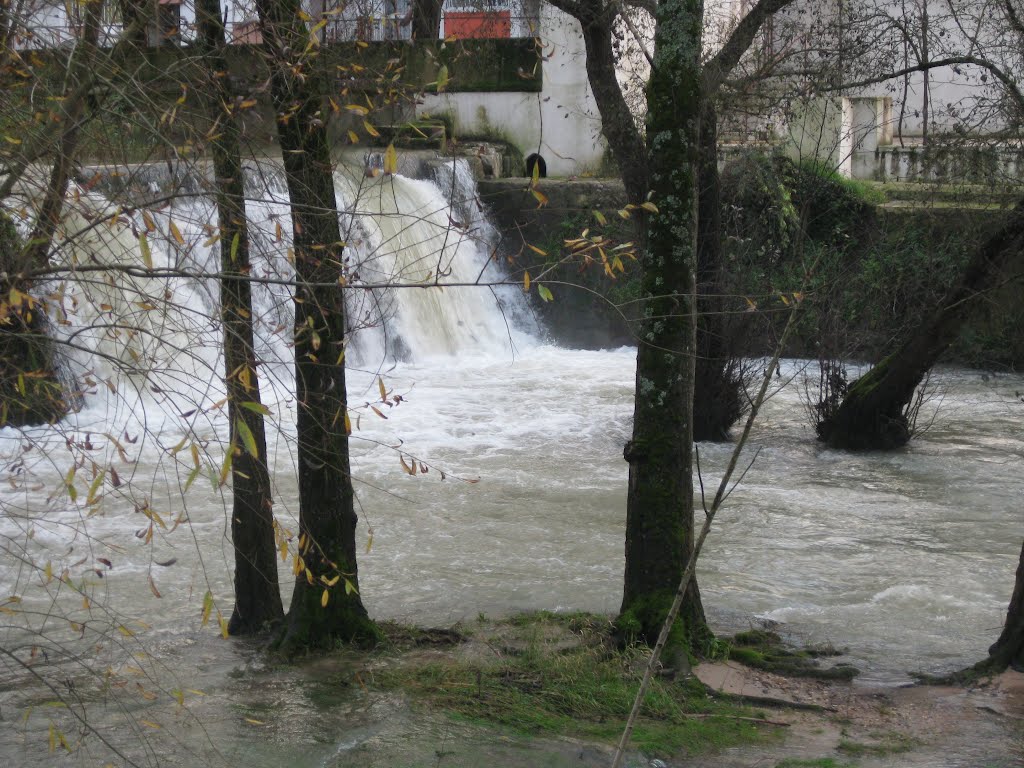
[[195, 0, 283, 635], [19, 0, 103, 274], [619, 0, 708, 650], [819, 200, 1024, 450], [253, 0, 378, 651], [576, 7, 649, 205], [694, 102, 744, 442]]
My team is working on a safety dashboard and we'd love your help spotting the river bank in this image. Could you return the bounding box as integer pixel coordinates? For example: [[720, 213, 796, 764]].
[[243, 613, 1024, 768]]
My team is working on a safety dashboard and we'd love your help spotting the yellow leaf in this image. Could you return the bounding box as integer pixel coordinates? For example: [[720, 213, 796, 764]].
[[436, 64, 449, 92], [168, 220, 185, 246], [593, 210, 607, 225], [201, 590, 213, 627], [347, 130, 359, 144], [118, 624, 134, 637], [363, 120, 379, 137], [523, 270, 531, 293], [140, 720, 161, 729], [219, 443, 234, 486], [244, 717, 265, 725], [377, 376, 387, 402], [142, 210, 156, 232], [346, 104, 369, 116], [531, 188, 548, 207], [219, 613, 229, 639], [138, 233, 153, 269], [744, 296, 757, 312], [779, 293, 790, 306], [321, 589, 329, 608], [640, 201, 659, 213], [526, 243, 547, 256], [383, 144, 398, 175]]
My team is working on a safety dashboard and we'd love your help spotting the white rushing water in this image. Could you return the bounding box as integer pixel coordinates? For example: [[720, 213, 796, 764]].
[[0, 159, 1021, 765]]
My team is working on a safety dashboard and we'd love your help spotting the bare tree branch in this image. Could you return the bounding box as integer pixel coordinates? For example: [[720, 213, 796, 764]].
[[703, 0, 798, 93]]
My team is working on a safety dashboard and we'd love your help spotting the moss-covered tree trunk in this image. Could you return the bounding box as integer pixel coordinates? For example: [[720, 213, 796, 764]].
[[0, 214, 67, 427], [0, 1, 105, 427], [694, 103, 743, 442], [819, 201, 1024, 450], [986, 540, 1024, 671], [619, 0, 708, 650], [195, 0, 284, 635], [254, 0, 378, 652]]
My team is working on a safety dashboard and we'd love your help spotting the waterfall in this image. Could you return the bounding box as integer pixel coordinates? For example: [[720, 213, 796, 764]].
[[10, 156, 535, 426]]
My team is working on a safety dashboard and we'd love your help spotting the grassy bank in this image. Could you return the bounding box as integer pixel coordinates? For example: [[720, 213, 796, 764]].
[[371, 612, 779, 759]]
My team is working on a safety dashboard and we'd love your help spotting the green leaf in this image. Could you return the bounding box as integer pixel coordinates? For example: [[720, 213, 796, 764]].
[[183, 465, 200, 492], [139, 232, 153, 269], [235, 418, 259, 459], [86, 469, 105, 505], [436, 64, 449, 92], [537, 284, 554, 302], [218, 443, 234, 486], [229, 232, 240, 263], [239, 401, 271, 416]]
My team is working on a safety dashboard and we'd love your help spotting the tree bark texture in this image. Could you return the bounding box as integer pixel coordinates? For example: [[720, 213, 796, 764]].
[[819, 200, 1024, 450], [20, 0, 103, 276], [694, 102, 744, 442], [619, 0, 708, 650], [195, 0, 284, 635], [411, 0, 443, 39], [987, 540, 1024, 671], [576, 5, 649, 205], [253, 0, 377, 651], [2, 0, 105, 427]]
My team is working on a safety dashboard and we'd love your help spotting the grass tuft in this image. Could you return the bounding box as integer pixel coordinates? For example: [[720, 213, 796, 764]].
[[374, 612, 777, 757]]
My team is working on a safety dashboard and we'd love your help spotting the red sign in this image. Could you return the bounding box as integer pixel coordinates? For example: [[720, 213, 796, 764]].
[[444, 11, 511, 39]]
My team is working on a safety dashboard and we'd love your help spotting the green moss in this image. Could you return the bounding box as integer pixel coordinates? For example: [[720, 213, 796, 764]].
[[726, 631, 859, 680], [375, 616, 774, 758]]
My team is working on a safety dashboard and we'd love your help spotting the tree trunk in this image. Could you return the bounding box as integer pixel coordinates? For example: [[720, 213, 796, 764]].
[[619, 0, 708, 651], [2, 0, 105, 427], [253, 0, 378, 652], [694, 102, 744, 442], [819, 201, 1024, 450], [20, 0, 102, 274], [0, 214, 66, 427], [411, 0, 442, 39], [987, 540, 1024, 671], [576, 7, 649, 205], [195, 0, 284, 635]]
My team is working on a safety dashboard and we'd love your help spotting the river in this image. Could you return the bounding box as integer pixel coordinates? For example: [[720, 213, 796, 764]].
[[0, 160, 1020, 766]]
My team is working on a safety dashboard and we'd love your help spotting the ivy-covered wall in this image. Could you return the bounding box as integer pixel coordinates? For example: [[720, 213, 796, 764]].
[[481, 163, 1023, 369]]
